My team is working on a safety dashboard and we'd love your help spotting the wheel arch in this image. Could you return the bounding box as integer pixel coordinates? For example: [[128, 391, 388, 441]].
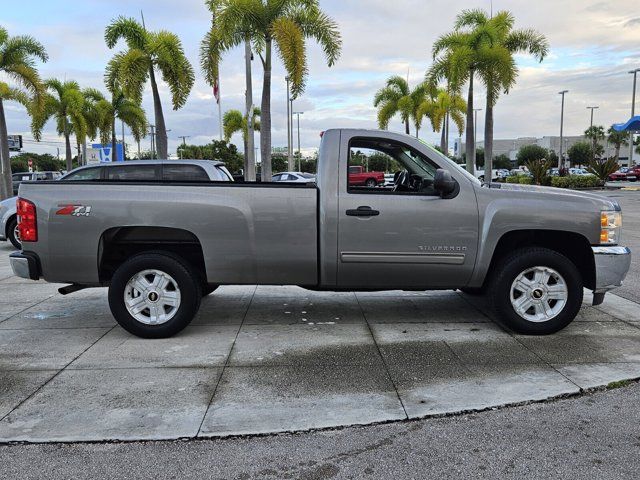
[[98, 226, 207, 284], [478, 229, 595, 290]]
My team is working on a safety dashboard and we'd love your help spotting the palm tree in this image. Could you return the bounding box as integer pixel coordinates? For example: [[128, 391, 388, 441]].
[[429, 27, 488, 173], [33, 80, 87, 172], [0, 27, 48, 200], [95, 88, 147, 161], [374, 76, 434, 137], [585, 125, 606, 163], [201, 0, 342, 181], [417, 87, 466, 154], [607, 127, 629, 162], [105, 17, 194, 160], [76, 88, 106, 165], [454, 9, 548, 177], [223, 107, 261, 175]]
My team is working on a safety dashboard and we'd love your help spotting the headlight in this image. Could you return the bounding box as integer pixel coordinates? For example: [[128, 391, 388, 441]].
[[600, 211, 622, 245]]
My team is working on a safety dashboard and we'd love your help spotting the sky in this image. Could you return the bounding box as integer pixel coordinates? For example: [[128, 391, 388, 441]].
[[2, 0, 640, 158]]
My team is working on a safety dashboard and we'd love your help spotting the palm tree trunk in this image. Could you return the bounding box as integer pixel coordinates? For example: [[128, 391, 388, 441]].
[[404, 120, 410, 136], [465, 71, 475, 173], [260, 38, 273, 182], [440, 117, 446, 154], [149, 67, 168, 159], [484, 101, 494, 182], [0, 99, 12, 200], [415, 125, 419, 139], [445, 112, 450, 155], [64, 131, 73, 172]]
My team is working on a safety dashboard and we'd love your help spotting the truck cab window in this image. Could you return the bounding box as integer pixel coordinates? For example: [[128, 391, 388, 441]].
[[347, 138, 439, 195], [105, 165, 158, 181]]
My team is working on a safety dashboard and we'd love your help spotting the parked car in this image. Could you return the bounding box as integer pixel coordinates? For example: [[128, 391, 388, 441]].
[[1, 160, 232, 250], [272, 172, 316, 183], [569, 168, 594, 177], [348, 165, 385, 187], [609, 166, 639, 182], [12, 171, 63, 195], [10, 129, 631, 339]]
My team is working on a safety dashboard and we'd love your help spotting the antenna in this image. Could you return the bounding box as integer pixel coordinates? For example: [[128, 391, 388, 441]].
[[490, 0, 493, 18], [140, 10, 146, 30]]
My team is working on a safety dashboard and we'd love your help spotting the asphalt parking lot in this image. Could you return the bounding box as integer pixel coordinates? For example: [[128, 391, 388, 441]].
[[0, 190, 639, 478]]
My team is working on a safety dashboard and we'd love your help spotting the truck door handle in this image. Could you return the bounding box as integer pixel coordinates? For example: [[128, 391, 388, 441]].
[[346, 206, 380, 217]]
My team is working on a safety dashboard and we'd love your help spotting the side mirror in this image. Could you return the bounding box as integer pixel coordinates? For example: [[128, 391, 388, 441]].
[[434, 169, 457, 198]]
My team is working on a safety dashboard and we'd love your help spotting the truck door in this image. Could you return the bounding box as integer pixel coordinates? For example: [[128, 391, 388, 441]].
[[336, 135, 479, 289]]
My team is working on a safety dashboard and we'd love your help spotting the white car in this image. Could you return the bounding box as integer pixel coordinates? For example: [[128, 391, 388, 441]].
[[272, 172, 316, 183]]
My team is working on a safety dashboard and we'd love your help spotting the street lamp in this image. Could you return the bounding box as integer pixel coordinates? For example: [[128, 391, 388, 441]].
[[558, 90, 569, 169], [473, 108, 482, 175], [628, 68, 640, 166], [293, 111, 304, 171], [586, 106, 599, 129]]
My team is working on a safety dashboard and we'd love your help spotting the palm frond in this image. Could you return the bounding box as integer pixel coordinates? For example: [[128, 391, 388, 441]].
[[272, 16, 307, 97], [151, 30, 195, 109], [105, 16, 147, 50]]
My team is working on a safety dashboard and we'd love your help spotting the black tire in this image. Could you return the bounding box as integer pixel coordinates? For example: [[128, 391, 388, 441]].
[[365, 178, 377, 187], [7, 217, 21, 250], [202, 284, 219, 296], [108, 252, 202, 339], [489, 247, 583, 335]]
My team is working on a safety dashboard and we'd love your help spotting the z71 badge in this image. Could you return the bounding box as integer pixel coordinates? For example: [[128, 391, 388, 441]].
[[56, 205, 92, 217]]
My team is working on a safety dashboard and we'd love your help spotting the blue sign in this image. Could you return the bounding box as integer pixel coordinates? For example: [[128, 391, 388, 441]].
[[91, 143, 124, 162]]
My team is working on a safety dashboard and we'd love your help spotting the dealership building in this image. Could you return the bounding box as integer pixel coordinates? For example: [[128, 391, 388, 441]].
[[454, 135, 631, 165]]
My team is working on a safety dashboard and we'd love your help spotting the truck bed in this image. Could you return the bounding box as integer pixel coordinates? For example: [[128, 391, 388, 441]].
[[18, 181, 319, 286]]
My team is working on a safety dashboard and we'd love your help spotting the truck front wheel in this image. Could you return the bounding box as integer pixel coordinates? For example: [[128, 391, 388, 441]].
[[365, 178, 377, 187], [108, 252, 202, 338], [7, 217, 21, 250], [490, 247, 583, 335]]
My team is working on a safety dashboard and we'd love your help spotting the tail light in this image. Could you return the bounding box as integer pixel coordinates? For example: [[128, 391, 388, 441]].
[[17, 198, 37, 242]]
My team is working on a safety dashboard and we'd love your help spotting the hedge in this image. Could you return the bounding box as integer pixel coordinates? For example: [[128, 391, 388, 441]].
[[550, 175, 600, 189], [504, 175, 600, 189]]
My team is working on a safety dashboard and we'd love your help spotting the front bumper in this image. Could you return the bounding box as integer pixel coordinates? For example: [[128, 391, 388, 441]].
[[9, 251, 40, 280], [592, 246, 631, 295]]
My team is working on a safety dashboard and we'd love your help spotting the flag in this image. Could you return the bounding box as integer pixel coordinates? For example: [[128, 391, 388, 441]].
[[213, 77, 220, 105]]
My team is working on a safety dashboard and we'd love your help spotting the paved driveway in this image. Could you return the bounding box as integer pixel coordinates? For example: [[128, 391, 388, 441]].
[[1, 233, 639, 442]]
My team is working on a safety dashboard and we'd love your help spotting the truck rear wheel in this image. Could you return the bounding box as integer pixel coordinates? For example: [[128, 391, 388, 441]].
[[490, 247, 583, 335], [108, 252, 202, 338]]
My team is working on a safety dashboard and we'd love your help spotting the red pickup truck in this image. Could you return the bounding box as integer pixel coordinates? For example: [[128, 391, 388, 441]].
[[348, 166, 385, 187]]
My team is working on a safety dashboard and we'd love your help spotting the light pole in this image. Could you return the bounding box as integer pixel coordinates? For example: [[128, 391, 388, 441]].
[[473, 108, 482, 175], [285, 77, 293, 171], [587, 106, 599, 129], [628, 69, 640, 166], [558, 90, 569, 169], [178, 136, 190, 159], [293, 111, 304, 171], [148, 125, 156, 160]]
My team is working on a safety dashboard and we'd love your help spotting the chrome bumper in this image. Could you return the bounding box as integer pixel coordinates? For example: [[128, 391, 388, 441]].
[[9, 252, 40, 280], [592, 246, 631, 295]]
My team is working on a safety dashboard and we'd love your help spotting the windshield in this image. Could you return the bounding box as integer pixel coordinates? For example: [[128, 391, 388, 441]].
[[421, 141, 481, 186]]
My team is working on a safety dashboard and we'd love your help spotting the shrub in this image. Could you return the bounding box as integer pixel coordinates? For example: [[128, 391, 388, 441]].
[[505, 176, 520, 184], [525, 159, 553, 185], [551, 175, 599, 189], [518, 176, 533, 185], [587, 157, 619, 186]]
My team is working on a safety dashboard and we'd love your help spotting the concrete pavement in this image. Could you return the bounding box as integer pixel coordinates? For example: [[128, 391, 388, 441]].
[[1, 225, 640, 442]]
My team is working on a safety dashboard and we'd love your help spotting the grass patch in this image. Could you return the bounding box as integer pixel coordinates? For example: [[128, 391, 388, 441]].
[[606, 379, 631, 389]]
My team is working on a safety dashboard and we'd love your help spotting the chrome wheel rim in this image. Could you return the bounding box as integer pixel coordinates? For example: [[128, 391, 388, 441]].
[[510, 266, 568, 323], [124, 269, 181, 325], [13, 224, 21, 243]]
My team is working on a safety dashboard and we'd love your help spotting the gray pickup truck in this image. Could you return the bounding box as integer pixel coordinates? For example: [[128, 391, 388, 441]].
[[10, 129, 631, 338]]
